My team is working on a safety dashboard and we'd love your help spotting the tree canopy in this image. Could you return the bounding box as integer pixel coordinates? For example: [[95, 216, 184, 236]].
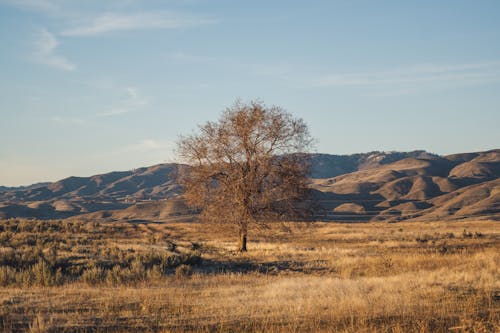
[[177, 100, 313, 251]]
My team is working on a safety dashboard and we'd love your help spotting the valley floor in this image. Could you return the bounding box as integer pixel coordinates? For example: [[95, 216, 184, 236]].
[[0, 219, 498, 332]]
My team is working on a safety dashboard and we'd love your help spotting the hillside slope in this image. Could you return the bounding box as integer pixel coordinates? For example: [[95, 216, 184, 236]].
[[1, 150, 498, 221], [309, 149, 499, 221]]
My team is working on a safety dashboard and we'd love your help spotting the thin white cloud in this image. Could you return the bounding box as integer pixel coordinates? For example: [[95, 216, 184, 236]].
[[363, 88, 418, 98], [51, 116, 84, 124], [123, 139, 174, 152], [62, 11, 215, 36], [2, 1, 216, 37], [312, 61, 500, 88], [0, 0, 59, 13], [165, 52, 216, 64], [165, 52, 293, 79], [97, 86, 148, 117], [33, 29, 76, 71], [97, 108, 130, 117], [86, 138, 177, 170], [126, 86, 148, 107], [50, 86, 149, 124], [126, 87, 138, 99]]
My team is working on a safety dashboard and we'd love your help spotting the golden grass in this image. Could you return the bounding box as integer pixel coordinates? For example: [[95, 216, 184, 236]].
[[0, 219, 498, 332]]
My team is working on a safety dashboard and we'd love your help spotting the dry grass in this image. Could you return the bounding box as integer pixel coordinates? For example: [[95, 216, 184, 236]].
[[0, 219, 498, 332]]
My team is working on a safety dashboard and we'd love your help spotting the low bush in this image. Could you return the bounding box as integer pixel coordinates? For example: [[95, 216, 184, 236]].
[[175, 264, 192, 278]]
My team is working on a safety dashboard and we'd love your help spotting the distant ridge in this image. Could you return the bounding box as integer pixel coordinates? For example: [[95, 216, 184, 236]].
[[1, 149, 498, 221], [0, 182, 51, 193], [309, 150, 437, 178], [0, 164, 185, 203]]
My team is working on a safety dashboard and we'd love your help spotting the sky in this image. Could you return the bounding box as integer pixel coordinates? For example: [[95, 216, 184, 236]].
[[1, 0, 500, 186]]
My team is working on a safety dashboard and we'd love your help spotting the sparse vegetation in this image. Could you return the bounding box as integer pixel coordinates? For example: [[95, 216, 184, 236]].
[[0, 219, 201, 288], [0, 218, 497, 332]]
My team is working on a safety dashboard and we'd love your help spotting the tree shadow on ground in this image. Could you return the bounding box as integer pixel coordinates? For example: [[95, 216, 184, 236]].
[[197, 258, 334, 275]]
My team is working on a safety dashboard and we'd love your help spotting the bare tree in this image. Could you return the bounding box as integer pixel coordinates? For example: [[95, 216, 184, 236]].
[[177, 100, 313, 251]]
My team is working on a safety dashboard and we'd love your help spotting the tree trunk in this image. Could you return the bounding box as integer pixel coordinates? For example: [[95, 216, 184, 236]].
[[238, 229, 247, 252]]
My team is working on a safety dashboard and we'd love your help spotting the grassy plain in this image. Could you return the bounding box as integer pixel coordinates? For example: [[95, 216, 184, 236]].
[[0, 218, 498, 332]]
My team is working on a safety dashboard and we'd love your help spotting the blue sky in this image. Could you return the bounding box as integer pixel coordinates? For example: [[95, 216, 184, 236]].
[[1, 0, 499, 185]]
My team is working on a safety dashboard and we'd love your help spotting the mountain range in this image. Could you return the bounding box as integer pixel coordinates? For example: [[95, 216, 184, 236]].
[[1, 149, 498, 222]]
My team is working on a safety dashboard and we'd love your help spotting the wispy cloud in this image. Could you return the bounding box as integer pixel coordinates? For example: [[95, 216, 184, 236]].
[[165, 52, 216, 64], [312, 61, 500, 88], [50, 116, 84, 124], [2, 1, 216, 36], [165, 52, 293, 78], [121, 139, 175, 153], [61, 11, 215, 36], [32, 29, 76, 71], [87, 138, 177, 168], [97, 86, 148, 117], [0, 0, 59, 13], [51, 86, 148, 125], [121, 139, 177, 163]]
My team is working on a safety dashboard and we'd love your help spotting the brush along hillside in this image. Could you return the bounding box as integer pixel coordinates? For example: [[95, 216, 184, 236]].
[[0, 218, 498, 332]]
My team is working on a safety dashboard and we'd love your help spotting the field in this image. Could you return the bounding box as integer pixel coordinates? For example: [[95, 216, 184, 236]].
[[0, 218, 498, 332]]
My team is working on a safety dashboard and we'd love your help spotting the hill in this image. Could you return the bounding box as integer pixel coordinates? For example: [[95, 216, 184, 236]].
[[309, 149, 499, 221], [0, 163, 185, 219], [0, 149, 498, 221]]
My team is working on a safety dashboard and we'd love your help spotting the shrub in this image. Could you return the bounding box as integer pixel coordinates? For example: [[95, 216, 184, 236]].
[[81, 266, 106, 285], [0, 266, 17, 286], [44, 245, 58, 267], [175, 264, 192, 279], [0, 231, 12, 244], [183, 251, 202, 266], [106, 266, 123, 286], [129, 260, 147, 281], [33, 261, 64, 286], [462, 229, 473, 238], [146, 265, 162, 280]]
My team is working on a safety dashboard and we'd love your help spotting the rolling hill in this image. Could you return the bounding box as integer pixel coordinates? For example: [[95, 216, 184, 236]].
[[0, 149, 498, 221], [309, 149, 500, 221]]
